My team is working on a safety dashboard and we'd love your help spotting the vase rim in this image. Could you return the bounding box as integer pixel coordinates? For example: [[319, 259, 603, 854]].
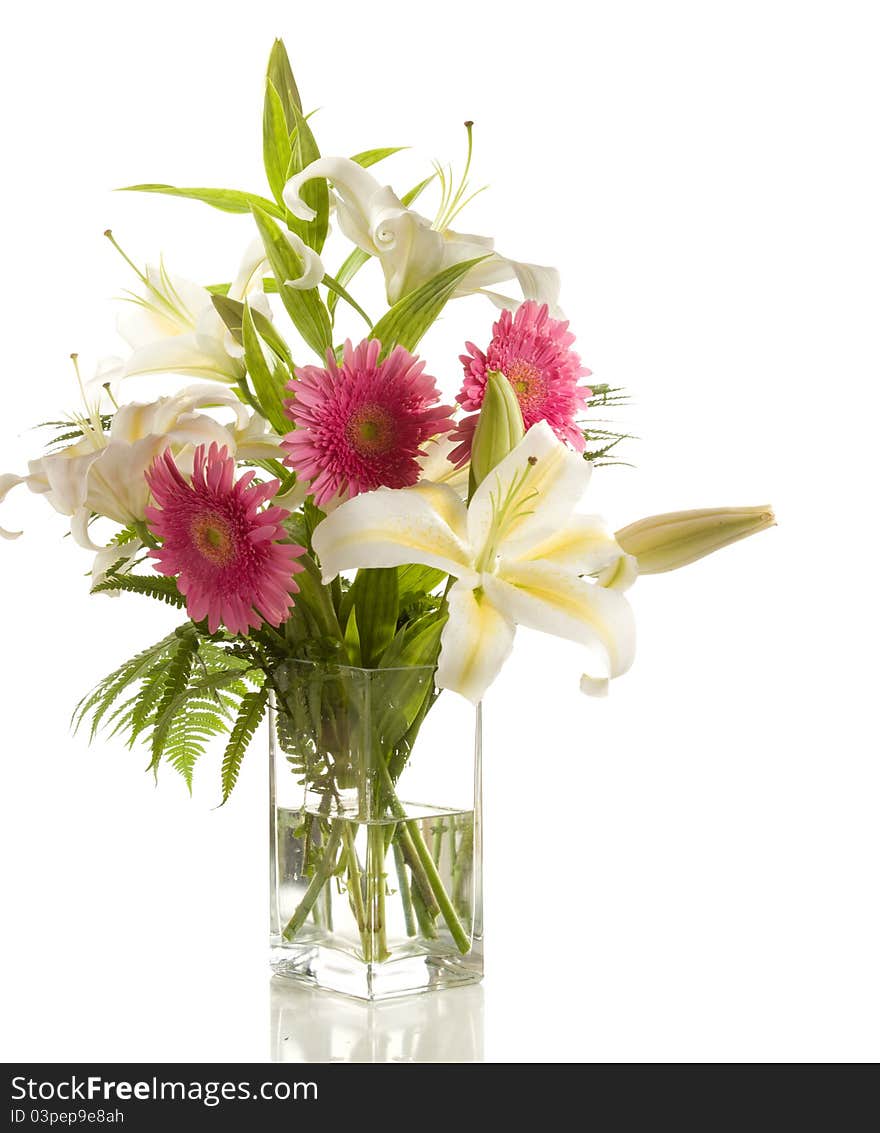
[[273, 658, 438, 676]]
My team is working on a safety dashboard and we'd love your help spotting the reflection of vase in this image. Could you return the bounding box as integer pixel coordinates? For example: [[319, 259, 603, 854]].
[[269, 660, 483, 1001], [270, 978, 485, 1062]]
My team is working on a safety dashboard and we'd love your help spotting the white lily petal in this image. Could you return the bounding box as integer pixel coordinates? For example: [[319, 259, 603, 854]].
[[273, 479, 309, 512], [312, 483, 475, 584], [597, 552, 639, 592], [486, 560, 636, 679], [284, 156, 389, 227], [229, 237, 271, 301], [435, 581, 516, 705], [417, 436, 470, 495], [90, 538, 143, 591], [0, 473, 26, 538], [468, 422, 591, 563], [123, 335, 244, 384], [282, 230, 325, 290], [70, 507, 104, 552], [512, 514, 625, 575], [579, 674, 609, 697]]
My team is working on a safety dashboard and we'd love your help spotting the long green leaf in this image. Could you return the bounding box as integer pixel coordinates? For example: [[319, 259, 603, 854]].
[[370, 256, 488, 357], [353, 568, 399, 668], [210, 294, 294, 368], [119, 184, 284, 219], [241, 302, 290, 434], [266, 38, 302, 130], [251, 206, 332, 359], [321, 275, 372, 328], [350, 147, 407, 168], [263, 82, 293, 206], [287, 104, 329, 253]]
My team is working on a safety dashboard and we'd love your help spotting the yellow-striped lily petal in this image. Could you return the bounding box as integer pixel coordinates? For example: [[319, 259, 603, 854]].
[[435, 582, 516, 704], [485, 560, 636, 680], [312, 482, 476, 585], [468, 422, 591, 565], [511, 513, 623, 576]]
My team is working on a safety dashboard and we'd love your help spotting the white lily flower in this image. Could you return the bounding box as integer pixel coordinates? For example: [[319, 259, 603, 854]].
[[115, 237, 290, 383], [283, 156, 561, 312], [2, 386, 285, 556], [416, 435, 470, 496], [313, 422, 635, 703]]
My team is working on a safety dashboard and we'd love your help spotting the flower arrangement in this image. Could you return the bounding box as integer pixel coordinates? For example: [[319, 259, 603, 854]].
[[1, 40, 773, 998]]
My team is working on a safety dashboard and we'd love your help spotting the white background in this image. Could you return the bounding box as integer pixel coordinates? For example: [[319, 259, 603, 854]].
[[1, 0, 878, 1063]]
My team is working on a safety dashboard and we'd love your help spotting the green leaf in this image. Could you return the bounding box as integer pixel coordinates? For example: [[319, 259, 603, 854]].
[[353, 568, 399, 668], [266, 38, 303, 131], [150, 630, 199, 773], [321, 274, 372, 328], [210, 294, 294, 368], [370, 255, 489, 358], [326, 174, 435, 317], [350, 147, 407, 168], [220, 686, 269, 803], [91, 573, 187, 609], [263, 82, 293, 206], [397, 565, 447, 601], [241, 302, 290, 434], [119, 184, 285, 219], [251, 205, 332, 359], [287, 105, 329, 253]]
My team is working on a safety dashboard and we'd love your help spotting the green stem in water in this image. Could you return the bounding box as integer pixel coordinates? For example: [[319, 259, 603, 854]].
[[392, 838, 417, 938], [367, 824, 390, 962], [376, 760, 470, 955], [282, 822, 342, 941], [342, 821, 371, 961]]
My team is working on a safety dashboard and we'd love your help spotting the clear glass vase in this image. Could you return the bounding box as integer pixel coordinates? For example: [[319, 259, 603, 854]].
[[269, 660, 483, 1001]]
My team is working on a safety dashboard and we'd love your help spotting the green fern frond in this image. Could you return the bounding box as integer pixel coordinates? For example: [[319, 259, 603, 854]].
[[92, 572, 186, 608], [220, 686, 270, 803], [150, 631, 200, 772]]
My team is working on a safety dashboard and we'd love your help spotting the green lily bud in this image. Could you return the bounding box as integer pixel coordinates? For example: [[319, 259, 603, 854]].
[[615, 505, 775, 574], [469, 370, 525, 491]]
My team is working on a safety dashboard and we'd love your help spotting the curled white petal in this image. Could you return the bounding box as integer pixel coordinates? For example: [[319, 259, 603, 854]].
[[0, 473, 26, 538], [283, 156, 389, 227], [579, 674, 609, 697], [282, 230, 325, 291]]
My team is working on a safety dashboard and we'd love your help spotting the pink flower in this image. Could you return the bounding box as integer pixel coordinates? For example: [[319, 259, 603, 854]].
[[282, 338, 455, 507], [145, 443, 305, 635], [449, 301, 592, 466]]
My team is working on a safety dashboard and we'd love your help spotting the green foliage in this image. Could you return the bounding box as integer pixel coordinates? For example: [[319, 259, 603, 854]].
[[370, 256, 489, 358], [211, 294, 294, 368], [350, 147, 407, 168], [251, 205, 332, 359], [91, 572, 186, 609], [241, 302, 291, 433], [263, 81, 294, 206], [220, 687, 270, 803], [353, 568, 399, 667], [119, 184, 285, 219], [266, 38, 303, 130], [286, 103, 329, 253]]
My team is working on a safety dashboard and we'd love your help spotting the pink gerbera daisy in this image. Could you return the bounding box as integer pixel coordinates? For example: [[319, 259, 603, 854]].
[[449, 301, 593, 466], [282, 338, 455, 507], [145, 443, 305, 635]]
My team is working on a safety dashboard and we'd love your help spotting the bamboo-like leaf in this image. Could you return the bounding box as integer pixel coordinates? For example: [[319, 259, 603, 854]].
[[263, 81, 293, 206], [353, 568, 399, 668], [370, 256, 489, 357], [350, 147, 407, 168], [119, 184, 284, 219], [241, 303, 290, 434], [286, 105, 329, 253], [251, 206, 332, 358], [321, 275, 372, 328], [397, 565, 447, 601], [266, 38, 302, 130], [220, 686, 270, 803], [211, 294, 294, 368]]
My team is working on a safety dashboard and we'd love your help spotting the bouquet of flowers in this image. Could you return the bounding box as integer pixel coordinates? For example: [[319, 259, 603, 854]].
[[1, 40, 773, 1000]]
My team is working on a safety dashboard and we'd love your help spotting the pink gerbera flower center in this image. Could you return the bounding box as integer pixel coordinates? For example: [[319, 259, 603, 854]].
[[345, 403, 397, 456], [144, 443, 306, 636], [282, 338, 455, 507], [190, 512, 236, 566], [449, 300, 593, 467]]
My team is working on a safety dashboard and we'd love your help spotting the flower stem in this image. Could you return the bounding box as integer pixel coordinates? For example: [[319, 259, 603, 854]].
[[392, 838, 417, 938], [282, 822, 342, 941], [367, 824, 390, 962], [342, 821, 372, 960]]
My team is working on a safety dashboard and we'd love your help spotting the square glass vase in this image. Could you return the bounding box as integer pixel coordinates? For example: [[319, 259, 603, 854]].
[[269, 660, 483, 1001]]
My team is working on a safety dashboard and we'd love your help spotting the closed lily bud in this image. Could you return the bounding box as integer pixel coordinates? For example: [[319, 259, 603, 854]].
[[470, 370, 525, 489], [615, 505, 775, 574]]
